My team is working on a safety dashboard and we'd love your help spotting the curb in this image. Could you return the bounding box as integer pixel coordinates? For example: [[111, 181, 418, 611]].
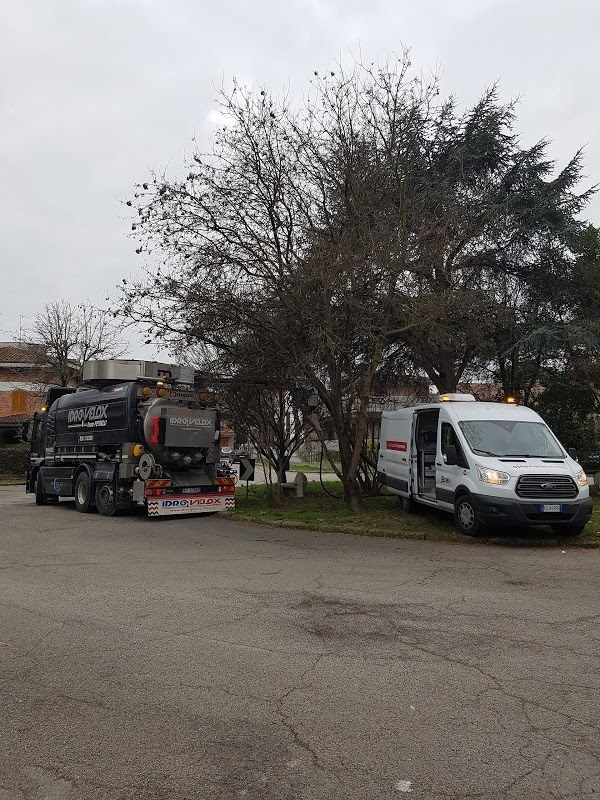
[[222, 512, 600, 549]]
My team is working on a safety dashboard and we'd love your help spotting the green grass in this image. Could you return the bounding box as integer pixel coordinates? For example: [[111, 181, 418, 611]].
[[0, 476, 26, 485], [227, 481, 600, 548], [288, 463, 326, 473]]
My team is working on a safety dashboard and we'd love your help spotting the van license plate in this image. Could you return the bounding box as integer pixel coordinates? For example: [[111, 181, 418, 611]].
[[541, 504, 562, 513]]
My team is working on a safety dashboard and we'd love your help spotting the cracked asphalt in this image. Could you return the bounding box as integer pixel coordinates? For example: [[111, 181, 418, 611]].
[[1, 486, 599, 800]]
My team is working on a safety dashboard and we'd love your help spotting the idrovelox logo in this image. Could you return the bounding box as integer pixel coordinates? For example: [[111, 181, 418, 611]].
[[161, 497, 219, 507], [67, 404, 108, 428], [147, 495, 225, 516], [168, 417, 212, 427]]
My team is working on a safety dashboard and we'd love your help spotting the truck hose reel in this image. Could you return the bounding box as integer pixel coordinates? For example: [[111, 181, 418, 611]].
[[139, 453, 155, 480]]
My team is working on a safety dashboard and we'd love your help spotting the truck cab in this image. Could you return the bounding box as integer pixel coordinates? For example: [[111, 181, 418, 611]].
[[377, 394, 593, 536], [24, 411, 46, 487], [23, 387, 76, 500]]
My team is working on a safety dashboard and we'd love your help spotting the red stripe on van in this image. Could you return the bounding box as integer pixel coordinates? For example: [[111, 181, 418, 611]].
[[387, 440, 407, 452]]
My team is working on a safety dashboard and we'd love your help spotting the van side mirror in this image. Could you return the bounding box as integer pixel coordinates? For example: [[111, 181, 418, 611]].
[[567, 447, 578, 461], [443, 445, 457, 466]]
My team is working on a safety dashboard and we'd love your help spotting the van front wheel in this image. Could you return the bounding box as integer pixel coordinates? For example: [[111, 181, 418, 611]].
[[454, 495, 483, 536]]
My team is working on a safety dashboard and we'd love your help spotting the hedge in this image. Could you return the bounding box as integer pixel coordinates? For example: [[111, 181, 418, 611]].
[[0, 447, 29, 476]]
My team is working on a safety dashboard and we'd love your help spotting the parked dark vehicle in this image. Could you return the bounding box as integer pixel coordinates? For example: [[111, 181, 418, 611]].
[[581, 453, 600, 474], [22, 359, 235, 517]]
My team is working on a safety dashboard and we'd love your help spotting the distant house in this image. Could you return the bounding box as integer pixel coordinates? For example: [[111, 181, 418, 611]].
[[300, 381, 432, 456], [0, 342, 77, 443], [0, 343, 238, 447], [219, 420, 235, 450]]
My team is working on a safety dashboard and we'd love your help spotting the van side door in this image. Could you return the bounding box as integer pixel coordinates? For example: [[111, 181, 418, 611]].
[[436, 416, 469, 510]]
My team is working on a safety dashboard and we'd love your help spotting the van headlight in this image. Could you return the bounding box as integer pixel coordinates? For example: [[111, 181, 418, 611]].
[[576, 470, 588, 487], [476, 465, 510, 486]]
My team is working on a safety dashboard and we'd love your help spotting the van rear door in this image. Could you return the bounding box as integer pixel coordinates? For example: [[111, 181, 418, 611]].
[[377, 412, 412, 497]]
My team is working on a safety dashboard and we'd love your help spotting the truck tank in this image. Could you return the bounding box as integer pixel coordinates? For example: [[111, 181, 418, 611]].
[[138, 393, 220, 479], [48, 374, 220, 479], [26, 359, 235, 517]]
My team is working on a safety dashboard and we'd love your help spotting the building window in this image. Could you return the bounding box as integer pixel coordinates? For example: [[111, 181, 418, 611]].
[[11, 389, 27, 414]]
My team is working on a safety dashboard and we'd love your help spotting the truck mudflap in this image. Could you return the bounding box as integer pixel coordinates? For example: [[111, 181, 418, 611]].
[[145, 476, 236, 516]]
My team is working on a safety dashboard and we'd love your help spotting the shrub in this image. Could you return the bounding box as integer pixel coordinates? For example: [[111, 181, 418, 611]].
[[0, 446, 28, 476]]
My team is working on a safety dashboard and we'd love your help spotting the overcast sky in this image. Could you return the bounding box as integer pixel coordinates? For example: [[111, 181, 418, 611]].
[[1, 0, 599, 359]]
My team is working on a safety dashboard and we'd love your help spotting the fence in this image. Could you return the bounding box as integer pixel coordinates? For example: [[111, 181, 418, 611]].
[[297, 450, 342, 465]]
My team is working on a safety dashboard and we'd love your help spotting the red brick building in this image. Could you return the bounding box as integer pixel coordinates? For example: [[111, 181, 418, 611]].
[[0, 344, 238, 448], [0, 343, 51, 442]]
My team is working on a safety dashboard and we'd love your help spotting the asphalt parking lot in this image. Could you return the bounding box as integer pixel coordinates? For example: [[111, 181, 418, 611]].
[[1, 486, 599, 799]]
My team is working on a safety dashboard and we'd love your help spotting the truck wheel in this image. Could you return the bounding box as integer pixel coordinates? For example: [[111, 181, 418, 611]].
[[35, 472, 47, 505], [454, 495, 483, 536], [35, 473, 59, 505], [74, 472, 94, 513], [551, 523, 586, 537], [95, 482, 119, 517]]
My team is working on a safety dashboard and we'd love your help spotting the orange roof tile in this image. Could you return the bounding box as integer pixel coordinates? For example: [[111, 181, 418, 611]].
[[0, 345, 42, 365], [0, 412, 31, 425]]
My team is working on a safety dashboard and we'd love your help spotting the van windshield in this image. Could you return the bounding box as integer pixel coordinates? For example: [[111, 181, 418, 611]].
[[458, 420, 565, 458]]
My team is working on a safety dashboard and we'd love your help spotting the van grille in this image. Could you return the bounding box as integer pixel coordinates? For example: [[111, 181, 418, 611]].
[[515, 475, 578, 499]]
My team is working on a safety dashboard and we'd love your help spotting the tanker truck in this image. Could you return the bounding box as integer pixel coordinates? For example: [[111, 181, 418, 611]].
[[23, 359, 236, 517]]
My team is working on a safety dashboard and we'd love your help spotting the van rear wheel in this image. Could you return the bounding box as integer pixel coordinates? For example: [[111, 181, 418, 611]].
[[454, 495, 483, 536], [400, 495, 416, 513]]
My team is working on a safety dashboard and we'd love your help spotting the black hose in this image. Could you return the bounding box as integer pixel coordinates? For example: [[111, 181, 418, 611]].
[[319, 442, 342, 499]]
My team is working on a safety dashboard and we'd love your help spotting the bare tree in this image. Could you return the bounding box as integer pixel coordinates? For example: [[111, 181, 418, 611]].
[[225, 382, 308, 500], [118, 55, 592, 512], [30, 300, 126, 386], [177, 338, 310, 501], [120, 57, 432, 512]]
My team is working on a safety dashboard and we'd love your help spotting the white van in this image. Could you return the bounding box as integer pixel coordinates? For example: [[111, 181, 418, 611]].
[[220, 447, 233, 464], [376, 394, 592, 536]]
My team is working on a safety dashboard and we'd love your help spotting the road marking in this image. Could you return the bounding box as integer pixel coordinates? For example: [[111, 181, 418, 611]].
[[395, 779, 412, 793]]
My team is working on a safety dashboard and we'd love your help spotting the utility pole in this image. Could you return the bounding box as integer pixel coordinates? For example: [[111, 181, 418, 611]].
[[18, 315, 29, 345]]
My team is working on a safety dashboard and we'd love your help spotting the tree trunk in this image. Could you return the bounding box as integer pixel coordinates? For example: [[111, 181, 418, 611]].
[[343, 478, 364, 513], [428, 364, 458, 393], [337, 433, 365, 513]]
